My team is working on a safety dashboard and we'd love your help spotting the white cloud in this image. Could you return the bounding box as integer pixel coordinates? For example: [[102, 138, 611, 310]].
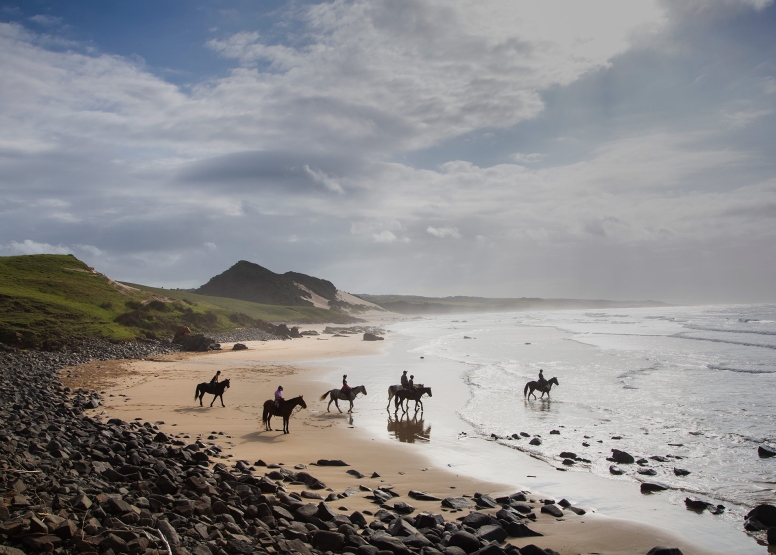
[[427, 226, 462, 239], [203, 242, 217, 250], [511, 152, 545, 164], [0, 240, 71, 255], [303, 165, 344, 194]]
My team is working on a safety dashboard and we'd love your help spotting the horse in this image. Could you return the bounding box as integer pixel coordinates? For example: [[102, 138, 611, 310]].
[[386, 384, 404, 410], [394, 386, 432, 412], [194, 378, 231, 407], [262, 395, 307, 434], [319, 385, 367, 413], [523, 377, 559, 400]]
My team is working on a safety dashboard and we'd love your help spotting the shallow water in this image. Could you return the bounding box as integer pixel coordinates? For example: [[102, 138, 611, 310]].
[[315, 304, 775, 553]]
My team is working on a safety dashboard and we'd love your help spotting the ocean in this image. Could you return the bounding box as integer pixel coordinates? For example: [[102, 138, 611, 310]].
[[321, 304, 776, 553]]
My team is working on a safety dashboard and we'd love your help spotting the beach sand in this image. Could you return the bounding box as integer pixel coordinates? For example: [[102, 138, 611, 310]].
[[60, 332, 721, 555]]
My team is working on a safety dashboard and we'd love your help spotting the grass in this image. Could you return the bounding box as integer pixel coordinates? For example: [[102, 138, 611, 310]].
[[0, 254, 358, 349]]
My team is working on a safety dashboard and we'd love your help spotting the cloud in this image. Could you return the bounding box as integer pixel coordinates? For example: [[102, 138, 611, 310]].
[[427, 226, 461, 239], [511, 152, 545, 164], [0, 240, 71, 255], [203, 242, 217, 250]]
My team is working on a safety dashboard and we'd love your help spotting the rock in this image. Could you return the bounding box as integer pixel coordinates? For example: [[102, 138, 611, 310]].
[[529, 438, 541, 446], [637, 468, 657, 476], [472, 545, 506, 555], [317, 459, 349, 466], [348, 469, 365, 478], [609, 465, 624, 475], [549, 430, 560, 435], [442, 497, 473, 510], [173, 326, 191, 343], [506, 522, 542, 538], [99, 533, 128, 553], [684, 498, 711, 512], [673, 468, 690, 476], [517, 546, 549, 555], [540, 504, 563, 517], [745, 504, 776, 527], [646, 548, 684, 555], [312, 530, 345, 551], [448, 531, 480, 554], [768, 527, 776, 546], [475, 494, 498, 508], [363, 333, 384, 341], [394, 502, 415, 514], [640, 482, 669, 493], [758, 445, 776, 458], [370, 535, 407, 553], [232, 343, 248, 351], [0, 547, 26, 555], [158, 519, 181, 546], [611, 449, 635, 464], [443, 548, 467, 555], [179, 333, 215, 352], [409, 490, 441, 501], [476, 525, 508, 543], [559, 451, 577, 459], [358, 546, 380, 555]]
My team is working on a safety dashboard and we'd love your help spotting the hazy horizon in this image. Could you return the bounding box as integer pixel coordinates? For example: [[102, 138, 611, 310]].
[[1, 1, 775, 305]]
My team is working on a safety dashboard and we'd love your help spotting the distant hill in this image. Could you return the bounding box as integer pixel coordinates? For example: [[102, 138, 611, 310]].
[[357, 294, 669, 315], [195, 260, 377, 315]]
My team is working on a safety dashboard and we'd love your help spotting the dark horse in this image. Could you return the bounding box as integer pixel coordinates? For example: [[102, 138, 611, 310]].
[[524, 377, 559, 400], [319, 385, 367, 413], [262, 395, 307, 434], [394, 386, 432, 412], [194, 378, 231, 407]]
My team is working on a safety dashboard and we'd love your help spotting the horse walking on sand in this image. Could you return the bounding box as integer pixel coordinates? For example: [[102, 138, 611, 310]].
[[319, 385, 367, 413], [394, 386, 432, 412], [262, 395, 307, 434], [524, 377, 559, 400], [386, 384, 404, 410], [194, 378, 231, 407]]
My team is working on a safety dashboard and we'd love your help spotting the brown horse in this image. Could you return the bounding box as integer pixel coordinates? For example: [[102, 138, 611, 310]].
[[262, 395, 307, 434], [194, 378, 231, 407], [394, 386, 432, 412], [524, 377, 559, 400]]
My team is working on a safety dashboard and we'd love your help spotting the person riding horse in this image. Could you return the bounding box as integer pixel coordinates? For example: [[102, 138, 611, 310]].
[[538, 369, 547, 388], [341, 375, 353, 400], [274, 385, 284, 409], [408, 374, 415, 391], [401, 371, 409, 387], [210, 370, 221, 386]]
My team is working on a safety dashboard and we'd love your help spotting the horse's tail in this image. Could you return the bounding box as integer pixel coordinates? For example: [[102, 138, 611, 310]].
[[523, 382, 529, 397], [194, 384, 200, 400], [262, 406, 268, 425], [319, 390, 332, 401]]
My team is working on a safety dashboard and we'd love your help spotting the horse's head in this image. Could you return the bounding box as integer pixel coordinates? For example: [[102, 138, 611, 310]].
[[298, 395, 307, 409], [425, 387, 432, 397], [361, 385, 367, 396], [223, 378, 231, 388], [550, 377, 559, 386]]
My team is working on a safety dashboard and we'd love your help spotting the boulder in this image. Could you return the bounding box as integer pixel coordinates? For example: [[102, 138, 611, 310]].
[[505, 522, 542, 538], [745, 504, 776, 527], [312, 531, 345, 552], [232, 343, 248, 351], [611, 449, 635, 464], [409, 490, 441, 501], [179, 333, 215, 352], [540, 504, 563, 518], [447, 531, 480, 554], [673, 468, 690, 476], [442, 497, 473, 510], [646, 548, 684, 555], [476, 525, 508, 543], [758, 445, 776, 458], [172, 326, 191, 343], [640, 482, 669, 493], [364, 333, 384, 341]]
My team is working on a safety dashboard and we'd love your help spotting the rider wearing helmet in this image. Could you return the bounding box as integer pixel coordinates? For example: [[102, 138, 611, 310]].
[[274, 385, 284, 409], [538, 369, 548, 388]]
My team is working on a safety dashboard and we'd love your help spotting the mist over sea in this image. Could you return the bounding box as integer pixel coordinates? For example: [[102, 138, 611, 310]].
[[324, 304, 776, 553]]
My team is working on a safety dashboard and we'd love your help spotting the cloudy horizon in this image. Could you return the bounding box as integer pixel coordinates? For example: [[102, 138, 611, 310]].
[[1, 0, 775, 304]]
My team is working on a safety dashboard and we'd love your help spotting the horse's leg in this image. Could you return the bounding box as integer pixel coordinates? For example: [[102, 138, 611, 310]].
[[220, 393, 226, 407], [327, 397, 332, 412], [348, 399, 353, 413], [335, 398, 342, 413], [284, 416, 289, 434], [199, 391, 204, 407], [210, 394, 216, 407]]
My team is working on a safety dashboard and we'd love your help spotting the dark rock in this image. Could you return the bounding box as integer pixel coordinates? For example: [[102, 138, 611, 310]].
[[517, 546, 549, 555], [684, 498, 711, 512], [640, 482, 669, 493], [358, 546, 380, 555], [609, 465, 624, 475], [529, 438, 541, 446], [317, 459, 349, 466], [673, 468, 691, 476], [99, 533, 129, 553], [0, 547, 26, 555], [462, 512, 493, 529], [476, 525, 507, 543], [646, 548, 684, 555], [348, 469, 365, 478], [447, 531, 480, 554], [759, 445, 776, 458], [313, 530, 345, 551], [363, 333, 384, 341], [394, 502, 415, 514], [158, 519, 181, 546], [745, 504, 776, 527], [409, 490, 441, 501], [637, 468, 657, 476], [768, 527, 776, 546], [611, 449, 635, 464], [540, 504, 563, 518], [371, 535, 408, 553], [232, 343, 248, 351], [442, 497, 473, 510], [506, 522, 542, 538]]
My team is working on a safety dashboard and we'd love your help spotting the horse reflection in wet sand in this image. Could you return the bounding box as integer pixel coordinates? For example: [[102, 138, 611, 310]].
[[387, 412, 431, 443]]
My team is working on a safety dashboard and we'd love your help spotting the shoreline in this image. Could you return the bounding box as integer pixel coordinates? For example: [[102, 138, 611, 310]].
[[62, 330, 727, 555]]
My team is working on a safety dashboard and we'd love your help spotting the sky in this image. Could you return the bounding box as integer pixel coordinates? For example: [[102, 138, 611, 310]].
[[1, 0, 775, 303]]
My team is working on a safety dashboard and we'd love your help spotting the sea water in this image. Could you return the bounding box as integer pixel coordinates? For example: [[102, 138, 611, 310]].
[[322, 304, 776, 552]]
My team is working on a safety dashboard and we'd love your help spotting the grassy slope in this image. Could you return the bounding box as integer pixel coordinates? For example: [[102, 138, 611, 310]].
[[124, 283, 355, 323], [0, 254, 356, 349]]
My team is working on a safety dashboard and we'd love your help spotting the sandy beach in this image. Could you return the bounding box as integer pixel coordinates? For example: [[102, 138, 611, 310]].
[[60, 331, 724, 555]]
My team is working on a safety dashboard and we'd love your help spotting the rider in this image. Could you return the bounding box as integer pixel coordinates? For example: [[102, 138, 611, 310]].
[[341, 374, 353, 400], [210, 370, 221, 386], [538, 369, 548, 388], [400, 370, 409, 388], [408, 374, 415, 390], [274, 385, 284, 409]]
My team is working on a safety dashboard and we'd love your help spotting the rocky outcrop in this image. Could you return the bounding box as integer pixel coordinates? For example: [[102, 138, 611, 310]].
[[363, 333, 384, 341]]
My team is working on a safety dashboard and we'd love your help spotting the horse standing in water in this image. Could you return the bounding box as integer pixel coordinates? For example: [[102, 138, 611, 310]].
[[524, 376, 559, 400], [394, 386, 432, 412], [194, 378, 231, 407], [319, 385, 367, 413], [262, 395, 307, 434]]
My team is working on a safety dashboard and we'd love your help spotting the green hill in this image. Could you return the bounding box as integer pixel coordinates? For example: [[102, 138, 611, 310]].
[[0, 254, 357, 349]]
